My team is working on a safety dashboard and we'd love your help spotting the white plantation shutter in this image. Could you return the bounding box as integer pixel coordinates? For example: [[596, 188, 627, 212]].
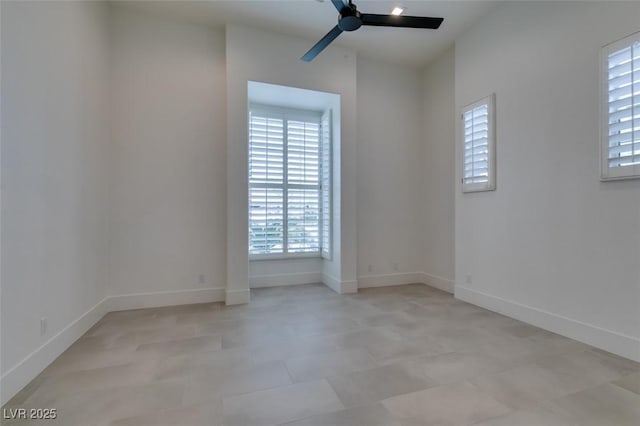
[[249, 187, 284, 254], [601, 32, 640, 180], [287, 188, 320, 253], [287, 120, 320, 185], [464, 105, 489, 182], [321, 109, 332, 259], [248, 115, 284, 184], [249, 105, 327, 256], [462, 94, 496, 192], [249, 112, 285, 254], [286, 119, 321, 253]]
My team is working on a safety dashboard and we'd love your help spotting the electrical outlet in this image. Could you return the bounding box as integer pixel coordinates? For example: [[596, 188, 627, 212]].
[[465, 274, 472, 285], [367, 264, 373, 273], [40, 317, 47, 336], [393, 263, 399, 272], [198, 274, 206, 284]]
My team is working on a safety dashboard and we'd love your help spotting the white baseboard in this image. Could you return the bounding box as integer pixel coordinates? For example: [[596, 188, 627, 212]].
[[358, 272, 424, 289], [421, 272, 454, 294], [250, 272, 322, 288], [0, 297, 110, 406], [341, 280, 358, 294], [322, 274, 357, 294], [357, 271, 454, 294], [322, 273, 340, 293], [108, 287, 225, 312], [225, 289, 251, 305], [456, 286, 640, 362]]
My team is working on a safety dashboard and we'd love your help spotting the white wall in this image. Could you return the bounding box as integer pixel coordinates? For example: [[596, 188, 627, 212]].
[[356, 58, 425, 288], [225, 25, 358, 299], [454, 1, 640, 361], [421, 47, 455, 292], [250, 258, 323, 288], [109, 8, 227, 303], [1, 0, 111, 403]]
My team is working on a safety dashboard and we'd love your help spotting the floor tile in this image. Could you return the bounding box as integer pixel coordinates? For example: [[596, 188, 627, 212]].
[[461, 337, 539, 366], [40, 345, 137, 378], [612, 371, 640, 395], [471, 406, 577, 426], [153, 347, 254, 381], [281, 402, 402, 426], [368, 337, 451, 364], [535, 349, 638, 388], [134, 334, 222, 358], [26, 361, 158, 404], [490, 320, 547, 339], [289, 317, 362, 337], [541, 383, 640, 426], [285, 348, 378, 382], [357, 311, 415, 327], [6, 381, 185, 426], [381, 381, 511, 426], [406, 351, 508, 385], [524, 331, 591, 355], [327, 362, 437, 407], [110, 400, 222, 426], [108, 324, 201, 349], [220, 325, 296, 349], [250, 336, 340, 364], [386, 319, 444, 338], [426, 324, 513, 352], [470, 363, 591, 409], [330, 328, 405, 351], [182, 360, 292, 404], [401, 304, 450, 320], [87, 315, 177, 337], [222, 380, 344, 426]]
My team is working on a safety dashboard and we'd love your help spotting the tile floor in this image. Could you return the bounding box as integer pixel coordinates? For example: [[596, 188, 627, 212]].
[[3, 283, 639, 425]]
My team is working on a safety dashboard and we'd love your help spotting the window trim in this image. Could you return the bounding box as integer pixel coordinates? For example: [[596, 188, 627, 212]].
[[248, 104, 328, 259], [461, 94, 496, 193], [600, 31, 640, 181]]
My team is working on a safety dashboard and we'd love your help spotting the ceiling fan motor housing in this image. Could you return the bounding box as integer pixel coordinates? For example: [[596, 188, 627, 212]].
[[338, 6, 362, 31]]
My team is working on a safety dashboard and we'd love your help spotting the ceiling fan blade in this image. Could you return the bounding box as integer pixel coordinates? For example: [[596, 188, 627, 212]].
[[331, 0, 348, 12], [361, 14, 444, 29], [301, 25, 343, 62]]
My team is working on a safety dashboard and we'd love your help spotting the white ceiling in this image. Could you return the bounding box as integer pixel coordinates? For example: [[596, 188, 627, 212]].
[[115, 0, 500, 68]]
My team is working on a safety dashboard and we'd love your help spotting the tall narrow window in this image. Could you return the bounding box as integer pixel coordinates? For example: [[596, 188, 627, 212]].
[[601, 32, 640, 180], [249, 105, 331, 257], [461, 94, 496, 192]]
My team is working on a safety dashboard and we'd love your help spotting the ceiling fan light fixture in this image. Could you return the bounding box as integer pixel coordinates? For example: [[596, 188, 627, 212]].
[[391, 7, 404, 16]]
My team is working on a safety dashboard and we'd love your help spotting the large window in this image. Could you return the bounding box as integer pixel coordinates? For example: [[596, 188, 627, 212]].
[[249, 105, 331, 257], [461, 94, 496, 192], [601, 32, 640, 180]]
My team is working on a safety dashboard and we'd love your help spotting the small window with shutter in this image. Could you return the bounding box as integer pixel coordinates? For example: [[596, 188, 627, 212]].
[[601, 32, 640, 180], [461, 94, 496, 192]]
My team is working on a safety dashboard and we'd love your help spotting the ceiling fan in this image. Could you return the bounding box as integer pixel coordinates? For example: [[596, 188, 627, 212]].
[[302, 0, 444, 62]]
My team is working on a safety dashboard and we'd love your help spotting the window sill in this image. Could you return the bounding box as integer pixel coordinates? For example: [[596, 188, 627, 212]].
[[601, 166, 640, 181], [250, 253, 323, 261]]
